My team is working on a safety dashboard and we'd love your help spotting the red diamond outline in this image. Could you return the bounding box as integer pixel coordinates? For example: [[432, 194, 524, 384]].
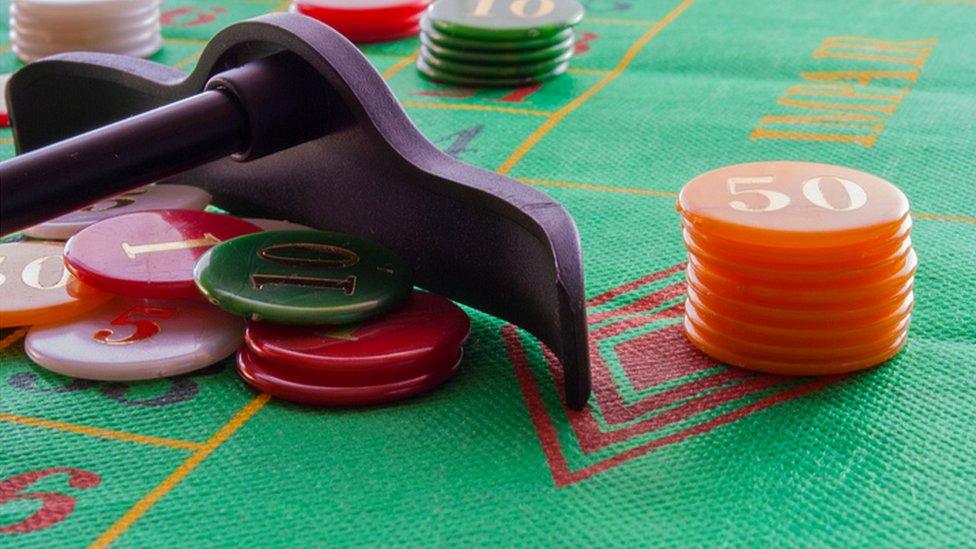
[[504, 263, 845, 486]]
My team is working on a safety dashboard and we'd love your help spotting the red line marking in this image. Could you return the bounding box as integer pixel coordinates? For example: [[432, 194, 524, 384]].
[[503, 325, 574, 486], [587, 262, 686, 308], [558, 377, 843, 486], [589, 281, 686, 324], [504, 321, 846, 486]]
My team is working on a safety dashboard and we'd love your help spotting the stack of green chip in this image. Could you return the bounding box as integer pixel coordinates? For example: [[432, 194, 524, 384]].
[[417, 0, 585, 87]]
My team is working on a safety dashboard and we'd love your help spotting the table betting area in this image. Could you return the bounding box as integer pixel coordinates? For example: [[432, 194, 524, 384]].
[[1, 0, 974, 546]]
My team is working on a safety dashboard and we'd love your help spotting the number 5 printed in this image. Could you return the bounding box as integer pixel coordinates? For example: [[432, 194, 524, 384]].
[[728, 175, 868, 213], [93, 306, 174, 345], [727, 176, 789, 212], [0, 468, 101, 534]]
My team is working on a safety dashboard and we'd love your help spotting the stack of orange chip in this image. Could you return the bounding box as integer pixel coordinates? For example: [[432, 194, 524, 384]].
[[676, 161, 915, 376]]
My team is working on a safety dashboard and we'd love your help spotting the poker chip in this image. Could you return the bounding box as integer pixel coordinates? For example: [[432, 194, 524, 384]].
[[237, 346, 461, 406], [0, 241, 112, 328], [193, 230, 413, 325], [290, 0, 431, 44], [420, 14, 574, 51], [676, 161, 916, 376], [416, 0, 584, 87], [416, 55, 568, 87], [24, 185, 212, 241], [63, 210, 261, 300], [427, 0, 584, 41], [25, 298, 244, 381], [420, 43, 573, 77], [10, 0, 163, 62], [245, 291, 470, 385], [420, 31, 574, 64], [0, 73, 10, 127]]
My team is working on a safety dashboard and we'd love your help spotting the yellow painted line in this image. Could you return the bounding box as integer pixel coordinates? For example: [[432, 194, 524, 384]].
[[586, 17, 658, 26], [173, 50, 203, 71], [163, 37, 208, 46], [915, 212, 976, 224], [0, 414, 203, 451], [382, 49, 419, 80], [367, 51, 412, 58], [402, 101, 553, 117], [274, 0, 293, 11], [0, 137, 15, 146], [498, 0, 695, 174], [0, 44, 12, 55], [90, 393, 272, 549], [519, 177, 678, 198], [0, 327, 28, 350]]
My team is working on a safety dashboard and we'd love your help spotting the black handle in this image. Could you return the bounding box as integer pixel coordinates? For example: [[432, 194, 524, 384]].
[[0, 52, 332, 236]]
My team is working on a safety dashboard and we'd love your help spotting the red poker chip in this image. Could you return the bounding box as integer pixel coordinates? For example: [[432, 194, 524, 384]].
[[292, 0, 431, 23], [237, 346, 460, 406], [325, 12, 422, 35], [64, 210, 260, 299], [336, 24, 421, 44], [292, 2, 424, 42], [245, 291, 470, 385]]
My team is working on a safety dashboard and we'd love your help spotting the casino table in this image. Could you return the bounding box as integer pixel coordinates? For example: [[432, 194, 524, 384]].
[[2, 1, 975, 546]]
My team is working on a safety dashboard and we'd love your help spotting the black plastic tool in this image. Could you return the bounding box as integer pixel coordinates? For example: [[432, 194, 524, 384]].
[[0, 14, 590, 409]]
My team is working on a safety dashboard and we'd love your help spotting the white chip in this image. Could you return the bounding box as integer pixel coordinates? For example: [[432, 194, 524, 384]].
[[10, 0, 162, 62], [25, 298, 244, 381], [23, 184, 211, 240]]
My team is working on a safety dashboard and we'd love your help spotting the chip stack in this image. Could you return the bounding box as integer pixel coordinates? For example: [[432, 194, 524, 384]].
[[10, 0, 163, 63], [417, 0, 584, 87], [5, 188, 468, 405], [194, 230, 469, 406], [290, 0, 432, 44], [676, 161, 915, 376]]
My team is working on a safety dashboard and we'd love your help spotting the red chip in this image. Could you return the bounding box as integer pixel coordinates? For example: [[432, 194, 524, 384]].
[[245, 291, 470, 385], [292, 0, 428, 42], [237, 346, 460, 406], [64, 210, 260, 299], [293, 0, 431, 22]]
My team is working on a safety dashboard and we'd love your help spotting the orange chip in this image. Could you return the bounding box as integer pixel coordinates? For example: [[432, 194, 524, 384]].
[[0, 241, 112, 328], [676, 161, 915, 376], [677, 161, 909, 248]]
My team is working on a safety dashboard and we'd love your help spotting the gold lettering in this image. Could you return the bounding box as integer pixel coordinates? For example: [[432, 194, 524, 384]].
[[250, 274, 357, 295], [749, 127, 880, 148], [121, 233, 220, 259], [258, 243, 359, 268], [801, 70, 919, 86], [21, 255, 70, 290], [758, 113, 885, 130], [778, 83, 908, 114], [752, 35, 935, 149], [813, 36, 938, 68]]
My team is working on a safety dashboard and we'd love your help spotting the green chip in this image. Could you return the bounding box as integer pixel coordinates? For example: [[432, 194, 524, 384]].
[[194, 230, 412, 325], [428, 0, 585, 41], [421, 45, 573, 77], [420, 14, 575, 51], [416, 55, 569, 87], [420, 31, 575, 64]]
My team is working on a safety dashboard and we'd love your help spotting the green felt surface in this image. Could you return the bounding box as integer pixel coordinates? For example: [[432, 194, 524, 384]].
[[2, 0, 975, 546]]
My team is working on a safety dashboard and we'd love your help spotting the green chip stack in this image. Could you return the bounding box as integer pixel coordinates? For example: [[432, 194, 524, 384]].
[[417, 0, 585, 87]]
